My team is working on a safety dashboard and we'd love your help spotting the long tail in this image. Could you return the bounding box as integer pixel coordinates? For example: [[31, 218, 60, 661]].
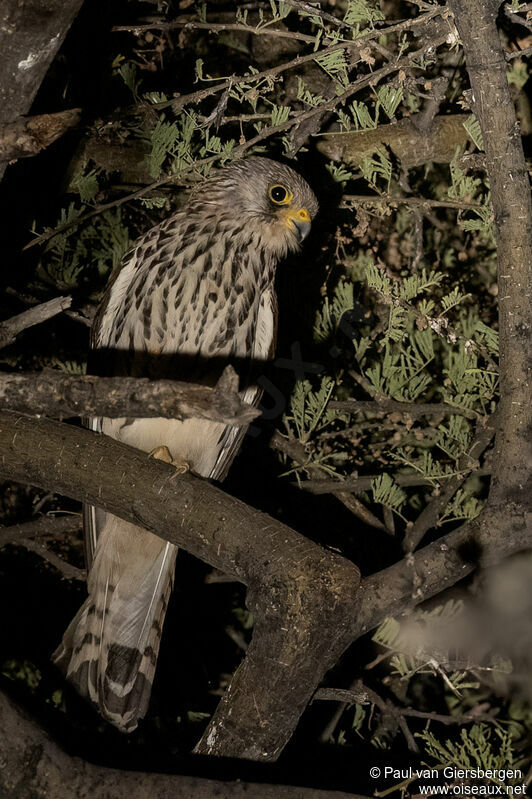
[[53, 515, 177, 732]]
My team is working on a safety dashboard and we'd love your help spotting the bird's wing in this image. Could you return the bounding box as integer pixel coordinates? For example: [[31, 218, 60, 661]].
[[209, 286, 278, 481]]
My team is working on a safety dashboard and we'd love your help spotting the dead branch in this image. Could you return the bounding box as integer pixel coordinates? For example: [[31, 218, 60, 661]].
[[0, 366, 260, 426], [0, 514, 81, 549], [113, 19, 316, 43], [341, 194, 484, 212], [0, 109, 81, 162], [0, 296, 72, 349], [153, 8, 444, 113], [314, 683, 496, 727], [0, 0, 84, 180], [0, 515, 84, 579]]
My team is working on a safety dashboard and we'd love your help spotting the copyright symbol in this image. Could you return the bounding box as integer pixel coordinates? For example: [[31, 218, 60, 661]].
[[370, 767, 381, 779]]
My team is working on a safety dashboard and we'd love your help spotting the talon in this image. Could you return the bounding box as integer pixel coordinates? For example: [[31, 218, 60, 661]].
[[148, 446, 189, 475], [148, 446, 174, 464]]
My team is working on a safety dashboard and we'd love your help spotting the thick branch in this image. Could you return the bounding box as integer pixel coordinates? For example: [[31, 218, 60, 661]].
[[318, 115, 472, 170], [447, 0, 532, 507], [0, 410, 360, 762], [0, 691, 361, 799], [0, 367, 260, 426], [1, 412, 530, 761], [354, 508, 532, 639]]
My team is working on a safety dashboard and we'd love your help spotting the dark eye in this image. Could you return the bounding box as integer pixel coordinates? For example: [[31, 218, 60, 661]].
[[269, 184, 290, 204]]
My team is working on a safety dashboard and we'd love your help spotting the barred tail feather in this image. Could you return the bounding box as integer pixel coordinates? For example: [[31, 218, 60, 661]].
[[53, 516, 177, 732]]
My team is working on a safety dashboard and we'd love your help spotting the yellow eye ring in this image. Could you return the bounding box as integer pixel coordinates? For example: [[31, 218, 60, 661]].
[[269, 184, 293, 205]]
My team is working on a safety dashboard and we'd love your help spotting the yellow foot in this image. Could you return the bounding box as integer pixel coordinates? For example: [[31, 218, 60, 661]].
[[148, 446, 190, 475]]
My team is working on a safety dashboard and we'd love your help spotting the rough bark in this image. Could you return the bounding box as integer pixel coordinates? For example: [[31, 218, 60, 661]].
[[0, 0, 85, 179], [0, 367, 260, 425], [317, 114, 472, 170], [0, 692, 363, 799], [0, 409, 361, 762], [1, 412, 531, 762], [0, 109, 80, 161], [447, 0, 532, 516]]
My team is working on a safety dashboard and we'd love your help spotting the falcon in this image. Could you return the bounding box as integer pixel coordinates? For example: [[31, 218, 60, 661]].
[[53, 156, 318, 732]]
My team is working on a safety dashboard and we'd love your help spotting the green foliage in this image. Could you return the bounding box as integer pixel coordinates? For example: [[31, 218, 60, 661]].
[[507, 58, 529, 89], [297, 77, 325, 108], [370, 473, 407, 517], [375, 85, 403, 120], [70, 168, 99, 204], [314, 281, 354, 343], [113, 56, 142, 100], [2, 658, 42, 690], [344, 0, 384, 26], [37, 205, 130, 290], [419, 725, 521, 784], [350, 99, 379, 129], [359, 147, 393, 191], [284, 376, 337, 444], [463, 114, 484, 151]]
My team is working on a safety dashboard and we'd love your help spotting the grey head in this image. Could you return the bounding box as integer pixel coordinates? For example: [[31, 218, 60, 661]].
[[188, 156, 319, 258]]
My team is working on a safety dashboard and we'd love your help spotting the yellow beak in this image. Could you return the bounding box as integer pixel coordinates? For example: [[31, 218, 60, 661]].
[[282, 207, 312, 243]]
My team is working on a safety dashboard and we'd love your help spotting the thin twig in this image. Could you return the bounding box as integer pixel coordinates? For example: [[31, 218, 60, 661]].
[[113, 20, 317, 44], [341, 194, 484, 211], [294, 468, 491, 496], [23, 13, 447, 253], [315, 680, 420, 753], [329, 399, 479, 419], [506, 44, 532, 59], [0, 296, 72, 349], [403, 410, 498, 553], [0, 514, 82, 549], [270, 430, 387, 531], [0, 515, 84, 581], [154, 7, 445, 112]]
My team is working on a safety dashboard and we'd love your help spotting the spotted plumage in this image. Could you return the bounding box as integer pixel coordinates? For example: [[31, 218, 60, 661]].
[[53, 157, 318, 732]]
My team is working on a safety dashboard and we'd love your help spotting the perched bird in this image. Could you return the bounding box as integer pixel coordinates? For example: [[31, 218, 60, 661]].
[[53, 156, 318, 733]]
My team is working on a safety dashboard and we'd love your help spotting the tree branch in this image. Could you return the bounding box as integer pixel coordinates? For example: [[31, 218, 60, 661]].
[[447, 0, 531, 513], [403, 411, 497, 553], [0, 411, 530, 761], [0, 691, 362, 799], [270, 430, 388, 532], [328, 399, 478, 420], [0, 0, 84, 180], [0, 366, 260, 425], [0, 296, 72, 349], [0, 410, 361, 762], [0, 109, 81, 162]]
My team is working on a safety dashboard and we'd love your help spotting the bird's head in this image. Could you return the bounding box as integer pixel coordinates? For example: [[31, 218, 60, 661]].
[[191, 157, 318, 258]]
